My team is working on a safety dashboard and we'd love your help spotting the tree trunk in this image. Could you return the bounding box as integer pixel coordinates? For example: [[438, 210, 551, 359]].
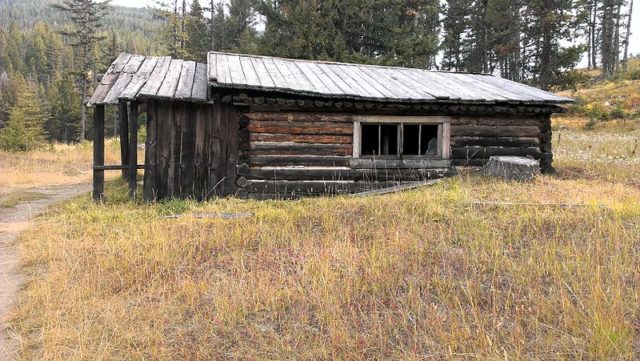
[[80, 72, 87, 141], [591, 3, 598, 69], [614, 4, 621, 71], [181, 0, 186, 52], [623, 0, 633, 69], [210, 0, 215, 50], [539, 4, 553, 90]]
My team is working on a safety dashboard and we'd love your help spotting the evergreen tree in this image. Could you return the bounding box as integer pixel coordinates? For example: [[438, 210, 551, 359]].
[[155, 0, 189, 58], [51, 0, 111, 141], [0, 77, 49, 151], [185, 0, 209, 61], [441, 0, 472, 71], [46, 73, 82, 143]]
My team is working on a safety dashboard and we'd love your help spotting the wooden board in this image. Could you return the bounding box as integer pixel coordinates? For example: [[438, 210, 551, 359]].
[[175, 61, 197, 99], [120, 57, 159, 100], [157, 59, 184, 99], [139, 57, 171, 97], [102, 73, 134, 104], [191, 62, 209, 101]]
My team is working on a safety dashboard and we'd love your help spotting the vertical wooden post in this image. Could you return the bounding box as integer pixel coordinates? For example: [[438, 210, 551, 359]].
[[93, 105, 105, 202], [128, 101, 139, 200], [118, 101, 130, 179]]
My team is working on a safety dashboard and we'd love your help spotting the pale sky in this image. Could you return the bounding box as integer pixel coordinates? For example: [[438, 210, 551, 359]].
[[111, 0, 640, 62]]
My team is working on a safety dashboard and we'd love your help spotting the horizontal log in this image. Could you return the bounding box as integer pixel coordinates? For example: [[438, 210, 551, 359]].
[[451, 136, 540, 147], [247, 180, 436, 196], [248, 121, 353, 135], [248, 180, 361, 195], [249, 156, 350, 167], [450, 116, 542, 127], [95, 164, 145, 171], [249, 142, 352, 154], [451, 125, 540, 137], [451, 146, 542, 159], [243, 112, 354, 123], [350, 158, 451, 169], [250, 133, 352, 144], [451, 158, 486, 167], [248, 167, 452, 182]]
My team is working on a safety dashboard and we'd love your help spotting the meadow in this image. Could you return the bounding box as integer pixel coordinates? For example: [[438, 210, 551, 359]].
[[0, 140, 121, 196], [1, 117, 637, 360]]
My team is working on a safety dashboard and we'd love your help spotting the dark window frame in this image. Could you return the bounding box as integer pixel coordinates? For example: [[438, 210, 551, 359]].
[[355, 120, 450, 160]]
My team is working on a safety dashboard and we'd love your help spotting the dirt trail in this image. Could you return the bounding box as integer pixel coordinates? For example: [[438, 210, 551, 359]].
[[0, 184, 91, 361]]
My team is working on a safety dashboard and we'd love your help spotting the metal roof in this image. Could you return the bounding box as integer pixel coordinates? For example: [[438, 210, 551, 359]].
[[88, 53, 208, 106], [208, 52, 573, 105]]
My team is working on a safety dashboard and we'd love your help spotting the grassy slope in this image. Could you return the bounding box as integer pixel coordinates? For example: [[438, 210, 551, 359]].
[[555, 58, 640, 127], [7, 126, 640, 359]]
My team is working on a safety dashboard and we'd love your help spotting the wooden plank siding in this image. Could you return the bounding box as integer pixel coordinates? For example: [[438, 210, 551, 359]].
[[142, 100, 238, 201]]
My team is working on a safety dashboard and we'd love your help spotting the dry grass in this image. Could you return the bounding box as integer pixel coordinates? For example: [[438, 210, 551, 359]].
[[7, 126, 640, 359], [0, 140, 122, 195], [553, 116, 640, 185]]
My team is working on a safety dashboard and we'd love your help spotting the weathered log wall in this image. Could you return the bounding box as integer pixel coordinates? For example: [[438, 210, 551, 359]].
[[143, 99, 238, 201], [237, 111, 453, 199], [449, 115, 553, 171], [236, 110, 553, 199], [143, 96, 554, 200]]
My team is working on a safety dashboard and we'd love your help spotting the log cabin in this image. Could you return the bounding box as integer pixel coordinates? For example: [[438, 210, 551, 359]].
[[87, 52, 573, 201]]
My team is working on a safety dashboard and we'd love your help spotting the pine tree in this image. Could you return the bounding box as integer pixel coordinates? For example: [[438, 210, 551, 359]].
[[46, 73, 82, 143], [51, 0, 111, 141], [441, 0, 472, 71], [155, 0, 190, 58], [0, 77, 49, 152], [185, 0, 209, 61]]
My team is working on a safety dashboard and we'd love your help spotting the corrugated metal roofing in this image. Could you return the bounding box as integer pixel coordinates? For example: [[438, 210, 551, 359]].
[[88, 53, 208, 106], [208, 52, 573, 105]]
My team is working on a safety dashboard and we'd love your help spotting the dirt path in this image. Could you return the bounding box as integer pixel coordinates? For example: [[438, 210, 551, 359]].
[[0, 184, 91, 361]]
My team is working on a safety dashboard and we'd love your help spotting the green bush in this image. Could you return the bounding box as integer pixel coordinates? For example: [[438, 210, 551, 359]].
[[628, 69, 640, 80]]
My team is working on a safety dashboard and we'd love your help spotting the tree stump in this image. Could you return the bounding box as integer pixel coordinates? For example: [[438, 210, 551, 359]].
[[484, 156, 540, 181]]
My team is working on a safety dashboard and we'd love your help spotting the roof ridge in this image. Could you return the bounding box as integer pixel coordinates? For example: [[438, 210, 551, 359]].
[[207, 51, 494, 76]]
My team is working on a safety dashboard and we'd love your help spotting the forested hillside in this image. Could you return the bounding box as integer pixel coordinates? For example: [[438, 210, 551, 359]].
[[0, 0, 163, 144], [0, 0, 636, 147]]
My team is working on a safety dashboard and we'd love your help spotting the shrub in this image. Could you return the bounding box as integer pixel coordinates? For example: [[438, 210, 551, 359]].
[[609, 106, 626, 120], [628, 69, 640, 80]]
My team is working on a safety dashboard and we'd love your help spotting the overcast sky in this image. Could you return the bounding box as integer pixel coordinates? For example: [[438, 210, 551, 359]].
[[111, 0, 640, 62]]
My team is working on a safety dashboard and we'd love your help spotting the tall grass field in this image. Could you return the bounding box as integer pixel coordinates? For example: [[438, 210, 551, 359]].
[[4, 121, 640, 359]]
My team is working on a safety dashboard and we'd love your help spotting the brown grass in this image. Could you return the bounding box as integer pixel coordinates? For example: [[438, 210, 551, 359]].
[[0, 140, 122, 195], [7, 125, 640, 360]]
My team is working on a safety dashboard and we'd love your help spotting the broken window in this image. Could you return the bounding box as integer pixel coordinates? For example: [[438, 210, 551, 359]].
[[359, 123, 443, 158], [403, 124, 439, 155], [360, 123, 399, 156]]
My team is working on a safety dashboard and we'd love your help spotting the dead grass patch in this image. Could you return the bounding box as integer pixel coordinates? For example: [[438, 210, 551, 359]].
[[0, 140, 124, 194], [6, 127, 640, 359]]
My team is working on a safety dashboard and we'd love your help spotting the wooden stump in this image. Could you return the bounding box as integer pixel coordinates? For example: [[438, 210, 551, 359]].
[[484, 156, 540, 181]]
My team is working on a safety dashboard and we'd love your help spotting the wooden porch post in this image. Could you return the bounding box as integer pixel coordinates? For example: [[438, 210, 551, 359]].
[[93, 105, 105, 202], [128, 101, 139, 199], [118, 101, 130, 179]]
